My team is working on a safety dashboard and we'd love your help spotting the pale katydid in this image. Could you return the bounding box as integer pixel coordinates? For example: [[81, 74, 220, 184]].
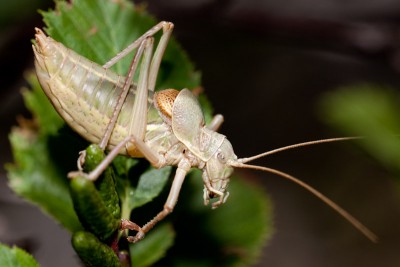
[[32, 21, 377, 243]]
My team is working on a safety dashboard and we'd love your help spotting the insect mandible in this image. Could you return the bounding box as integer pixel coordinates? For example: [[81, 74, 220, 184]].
[[32, 21, 377, 243]]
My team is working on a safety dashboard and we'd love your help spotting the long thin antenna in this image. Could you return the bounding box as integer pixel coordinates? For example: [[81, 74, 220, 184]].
[[230, 161, 378, 243], [240, 137, 362, 164]]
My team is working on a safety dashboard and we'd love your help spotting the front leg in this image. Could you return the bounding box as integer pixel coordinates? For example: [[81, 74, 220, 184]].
[[122, 159, 190, 243], [82, 134, 188, 242]]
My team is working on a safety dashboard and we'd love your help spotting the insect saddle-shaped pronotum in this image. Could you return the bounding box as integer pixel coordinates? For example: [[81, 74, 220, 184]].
[[32, 21, 377, 243]]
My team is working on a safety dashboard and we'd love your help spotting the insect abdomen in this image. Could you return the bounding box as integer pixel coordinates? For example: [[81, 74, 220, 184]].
[[33, 29, 155, 151]]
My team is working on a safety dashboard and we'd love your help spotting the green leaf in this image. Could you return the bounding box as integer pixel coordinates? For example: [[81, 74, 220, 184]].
[[202, 176, 272, 266], [6, 76, 82, 232], [320, 85, 400, 173], [163, 171, 273, 267], [0, 244, 40, 267], [41, 0, 200, 92], [130, 223, 175, 267], [118, 165, 171, 221], [130, 166, 172, 209], [112, 155, 139, 178]]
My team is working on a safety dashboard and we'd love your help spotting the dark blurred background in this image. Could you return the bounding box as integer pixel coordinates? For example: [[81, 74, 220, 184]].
[[1, 0, 400, 266]]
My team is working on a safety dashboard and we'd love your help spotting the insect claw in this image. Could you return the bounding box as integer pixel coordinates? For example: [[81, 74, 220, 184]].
[[211, 199, 223, 209], [121, 219, 145, 243], [162, 21, 174, 32], [67, 170, 87, 179], [126, 236, 136, 243], [77, 150, 87, 171], [65, 150, 89, 179], [127, 231, 145, 243]]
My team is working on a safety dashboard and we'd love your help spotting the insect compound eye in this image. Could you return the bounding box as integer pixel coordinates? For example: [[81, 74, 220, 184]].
[[217, 151, 226, 163]]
